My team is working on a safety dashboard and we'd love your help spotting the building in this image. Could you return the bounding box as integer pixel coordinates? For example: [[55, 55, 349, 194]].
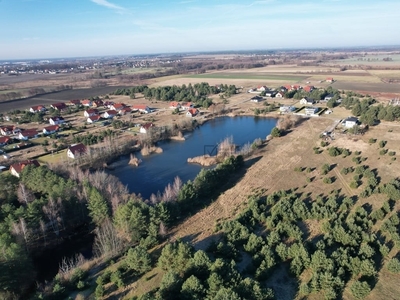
[[119, 107, 132, 115], [87, 115, 101, 123], [181, 102, 194, 110], [29, 105, 46, 113], [169, 101, 181, 109], [10, 160, 40, 177], [279, 106, 296, 113], [303, 85, 314, 93], [81, 99, 92, 107], [103, 110, 117, 119], [50, 102, 67, 111], [343, 116, 359, 128], [49, 116, 65, 125], [304, 107, 319, 115], [132, 105, 152, 114], [84, 109, 99, 117], [326, 77, 334, 83], [18, 129, 39, 140], [67, 143, 87, 159], [186, 108, 199, 117], [300, 97, 315, 105], [0, 136, 11, 146], [139, 123, 154, 134], [110, 103, 125, 111], [42, 125, 59, 135], [250, 96, 263, 102]]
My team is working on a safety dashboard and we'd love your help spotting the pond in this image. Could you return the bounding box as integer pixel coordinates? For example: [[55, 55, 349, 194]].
[[108, 116, 277, 200]]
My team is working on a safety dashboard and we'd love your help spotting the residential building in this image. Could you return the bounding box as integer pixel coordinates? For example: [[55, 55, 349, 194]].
[[67, 143, 87, 159], [139, 123, 154, 134], [42, 125, 59, 135], [300, 97, 315, 105], [10, 160, 40, 177], [186, 108, 199, 117], [49, 116, 65, 125], [343, 116, 359, 128]]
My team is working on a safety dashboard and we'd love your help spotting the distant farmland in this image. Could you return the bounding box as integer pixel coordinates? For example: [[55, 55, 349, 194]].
[[187, 72, 309, 81], [0, 86, 128, 112]]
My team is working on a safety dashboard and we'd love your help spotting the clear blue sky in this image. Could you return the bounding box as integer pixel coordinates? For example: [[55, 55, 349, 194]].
[[1, 0, 400, 59]]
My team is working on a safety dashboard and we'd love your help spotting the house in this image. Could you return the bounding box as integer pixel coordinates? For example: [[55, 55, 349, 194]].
[[18, 129, 39, 140], [110, 103, 125, 111], [139, 123, 154, 134], [280, 106, 296, 113], [103, 110, 117, 119], [0, 136, 11, 146], [132, 105, 152, 114], [84, 109, 99, 117], [324, 94, 335, 101], [119, 107, 132, 115], [186, 108, 199, 117], [303, 85, 314, 93], [169, 101, 181, 109], [279, 86, 288, 92], [292, 85, 301, 91], [257, 85, 268, 91], [29, 105, 46, 113], [49, 116, 65, 125], [181, 102, 194, 110], [87, 115, 101, 123], [275, 91, 285, 98], [305, 107, 319, 115], [264, 90, 276, 97], [343, 116, 359, 128], [92, 100, 104, 108], [50, 102, 67, 111], [69, 99, 81, 106], [0, 126, 21, 135], [42, 125, 59, 135], [67, 143, 87, 159], [300, 97, 315, 105], [81, 99, 92, 107], [250, 96, 263, 102], [10, 160, 40, 177], [326, 77, 334, 83], [283, 85, 293, 91]]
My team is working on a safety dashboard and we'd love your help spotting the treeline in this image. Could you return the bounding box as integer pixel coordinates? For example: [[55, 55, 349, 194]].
[[0, 85, 73, 102], [112, 83, 237, 108], [72, 129, 115, 146]]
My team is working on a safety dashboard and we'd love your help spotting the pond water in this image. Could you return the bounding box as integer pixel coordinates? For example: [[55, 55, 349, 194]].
[[108, 116, 277, 200]]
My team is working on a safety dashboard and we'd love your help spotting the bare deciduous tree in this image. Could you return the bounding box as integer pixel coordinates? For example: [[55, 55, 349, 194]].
[[17, 183, 35, 204], [93, 218, 124, 258]]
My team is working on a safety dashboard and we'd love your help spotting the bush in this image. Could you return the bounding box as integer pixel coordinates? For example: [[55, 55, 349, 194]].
[[354, 150, 362, 155], [328, 146, 343, 157], [380, 149, 388, 155], [271, 127, 281, 137], [320, 141, 329, 147], [294, 167, 303, 172], [323, 177, 333, 184], [379, 140, 387, 148], [387, 258, 400, 273], [350, 281, 371, 299], [350, 181, 360, 189], [305, 167, 312, 173], [321, 164, 330, 175], [388, 151, 396, 156], [352, 156, 362, 164], [368, 138, 376, 144]]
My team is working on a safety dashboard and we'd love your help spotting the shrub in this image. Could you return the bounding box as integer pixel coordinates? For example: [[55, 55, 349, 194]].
[[306, 177, 312, 183], [379, 140, 387, 148], [294, 167, 303, 172], [354, 150, 362, 155], [305, 167, 312, 173], [368, 138, 376, 144], [352, 156, 361, 164], [271, 127, 281, 137], [328, 146, 343, 157], [323, 177, 333, 184], [320, 141, 329, 147], [350, 281, 371, 299], [388, 151, 396, 156], [380, 149, 388, 155], [353, 174, 361, 181], [350, 181, 360, 189], [342, 148, 351, 157], [392, 157, 396, 161], [387, 258, 400, 273], [321, 163, 331, 175]]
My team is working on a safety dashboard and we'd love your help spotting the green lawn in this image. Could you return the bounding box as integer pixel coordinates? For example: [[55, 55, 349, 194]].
[[38, 149, 68, 164], [186, 73, 308, 81]]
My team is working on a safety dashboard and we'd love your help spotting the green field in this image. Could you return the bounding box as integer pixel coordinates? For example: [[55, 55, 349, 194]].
[[38, 149, 67, 164], [187, 72, 309, 81]]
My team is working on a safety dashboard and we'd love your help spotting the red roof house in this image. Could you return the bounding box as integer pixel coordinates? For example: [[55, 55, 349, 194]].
[[67, 143, 87, 159], [10, 160, 40, 177]]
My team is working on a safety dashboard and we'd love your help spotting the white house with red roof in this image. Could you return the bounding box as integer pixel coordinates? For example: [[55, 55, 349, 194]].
[[50, 102, 67, 111], [257, 85, 268, 91], [119, 107, 132, 115], [49, 116, 65, 125], [42, 125, 60, 135], [110, 103, 125, 111], [18, 129, 39, 140], [103, 110, 118, 119], [84, 109, 99, 117], [29, 105, 46, 113], [81, 99, 92, 107], [326, 77, 334, 83], [139, 123, 154, 134], [186, 108, 199, 117], [0, 136, 11, 146], [67, 143, 87, 159], [10, 160, 40, 177], [87, 115, 101, 123], [169, 101, 181, 109], [133, 105, 152, 113]]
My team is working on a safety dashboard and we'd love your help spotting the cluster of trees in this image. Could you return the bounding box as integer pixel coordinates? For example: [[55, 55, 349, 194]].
[[71, 129, 115, 146], [112, 83, 237, 108]]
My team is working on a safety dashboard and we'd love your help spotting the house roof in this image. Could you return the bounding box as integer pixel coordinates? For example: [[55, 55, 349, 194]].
[[68, 143, 87, 155], [69, 99, 81, 105], [93, 100, 104, 106], [0, 136, 11, 143], [302, 97, 315, 103], [49, 116, 65, 122], [345, 116, 358, 122], [141, 122, 154, 130], [170, 101, 180, 107], [88, 115, 101, 121], [133, 104, 148, 110], [303, 86, 314, 92], [85, 108, 99, 114], [30, 105, 45, 111], [43, 125, 59, 131], [10, 160, 40, 174], [112, 103, 125, 109], [1, 126, 14, 132], [81, 99, 91, 104], [121, 107, 132, 112], [187, 108, 198, 115], [105, 110, 117, 115], [51, 102, 67, 109], [20, 129, 38, 138]]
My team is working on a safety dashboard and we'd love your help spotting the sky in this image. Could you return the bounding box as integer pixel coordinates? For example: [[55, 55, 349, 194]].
[[1, 0, 400, 60]]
